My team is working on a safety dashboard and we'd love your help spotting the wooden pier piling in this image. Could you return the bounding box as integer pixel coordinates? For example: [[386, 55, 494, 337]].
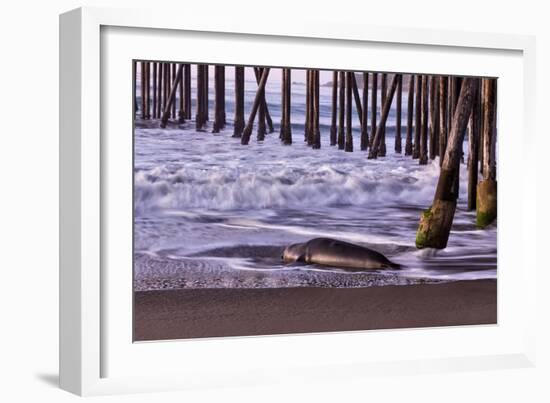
[[184, 64, 191, 120], [156, 62, 163, 119], [361, 72, 369, 150], [439, 76, 448, 166], [241, 68, 270, 145], [280, 68, 287, 140], [140, 62, 146, 119], [253, 67, 274, 134], [256, 68, 267, 141], [477, 78, 497, 228], [405, 74, 414, 156], [165, 63, 171, 118], [195, 64, 206, 130], [395, 74, 402, 153], [160, 64, 184, 128], [415, 78, 478, 249], [281, 68, 292, 145], [163, 63, 169, 117], [313, 70, 321, 149], [152, 62, 158, 119], [171, 63, 176, 119], [379, 73, 387, 156], [133, 60, 138, 115], [145, 62, 151, 119], [351, 73, 364, 129], [419, 75, 429, 165], [370, 73, 378, 148], [203, 65, 209, 122], [368, 75, 400, 159], [413, 75, 422, 159], [429, 76, 437, 160], [467, 79, 481, 211], [305, 70, 312, 144], [345, 72, 353, 152], [338, 71, 345, 150], [178, 63, 185, 123], [330, 71, 338, 146], [232, 66, 245, 138], [212, 65, 226, 133]]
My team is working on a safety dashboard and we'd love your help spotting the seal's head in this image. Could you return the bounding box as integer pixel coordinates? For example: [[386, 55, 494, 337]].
[[282, 242, 306, 263]]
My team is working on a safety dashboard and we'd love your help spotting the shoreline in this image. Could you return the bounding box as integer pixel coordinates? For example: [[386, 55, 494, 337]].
[[134, 279, 496, 341]]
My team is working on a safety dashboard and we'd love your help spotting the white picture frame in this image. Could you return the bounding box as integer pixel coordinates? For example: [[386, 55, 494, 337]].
[[60, 6, 537, 396]]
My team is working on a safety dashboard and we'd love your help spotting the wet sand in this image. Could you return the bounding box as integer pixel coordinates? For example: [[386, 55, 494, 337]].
[[134, 279, 496, 341]]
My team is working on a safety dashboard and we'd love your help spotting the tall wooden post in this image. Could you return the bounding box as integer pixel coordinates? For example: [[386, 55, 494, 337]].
[[280, 68, 286, 140], [309, 70, 316, 145], [184, 64, 191, 120], [370, 73, 378, 148], [160, 64, 184, 128], [476, 78, 497, 228], [163, 63, 169, 117], [140, 62, 146, 119], [429, 76, 437, 159], [338, 71, 345, 150], [351, 73, 364, 128], [395, 74, 402, 153], [447, 76, 454, 140], [305, 70, 311, 143], [379, 73, 387, 156], [178, 63, 185, 123], [257, 68, 267, 141], [433, 77, 440, 156], [171, 64, 176, 119], [405, 74, 415, 156], [368, 75, 400, 159], [450, 77, 463, 197], [152, 62, 157, 119], [415, 78, 477, 249], [419, 75, 429, 165], [142, 62, 147, 119], [345, 72, 353, 152], [467, 79, 481, 211], [203, 65, 209, 122], [165, 63, 171, 118], [254, 68, 267, 141], [453, 78, 463, 151], [233, 66, 245, 138], [157, 62, 163, 119], [313, 70, 321, 149], [221, 67, 226, 126], [212, 65, 226, 133], [133, 60, 138, 116], [361, 72, 369, 150], [195, 64, 205, 130], [253, 67, 274, 133], [439, 76, 448, 166], [282, 68, 292, 145], [241, 68, 270, 145], [145, 62, 151, 119], [413, 74, 422, 159], [330, 71, 338, 146]]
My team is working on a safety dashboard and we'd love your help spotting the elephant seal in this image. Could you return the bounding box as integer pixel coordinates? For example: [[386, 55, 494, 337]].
[[282, 237, 401, 271]]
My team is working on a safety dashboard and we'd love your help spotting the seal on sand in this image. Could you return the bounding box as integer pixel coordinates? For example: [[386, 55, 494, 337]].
[[282, 237, 401, 271]]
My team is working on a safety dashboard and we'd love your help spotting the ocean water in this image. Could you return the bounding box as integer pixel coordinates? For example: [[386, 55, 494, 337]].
[[134, 72, 497, 291]]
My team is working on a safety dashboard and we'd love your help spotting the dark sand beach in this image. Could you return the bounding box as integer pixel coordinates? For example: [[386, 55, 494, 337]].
[[134, 279, 496, 341]]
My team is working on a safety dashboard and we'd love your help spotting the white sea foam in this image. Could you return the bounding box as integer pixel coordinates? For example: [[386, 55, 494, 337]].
[[134, 154, 444, 214]]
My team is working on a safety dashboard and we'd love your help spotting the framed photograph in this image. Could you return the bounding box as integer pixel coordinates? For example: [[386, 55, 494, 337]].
[[60, 6, 537, 396]]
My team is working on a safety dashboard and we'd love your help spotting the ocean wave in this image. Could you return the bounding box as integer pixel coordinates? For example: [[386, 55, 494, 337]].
[[134, 160, 444, 214]]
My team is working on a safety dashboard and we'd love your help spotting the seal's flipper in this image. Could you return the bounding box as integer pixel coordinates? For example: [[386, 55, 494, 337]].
[[296, 253, 306, 263]]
